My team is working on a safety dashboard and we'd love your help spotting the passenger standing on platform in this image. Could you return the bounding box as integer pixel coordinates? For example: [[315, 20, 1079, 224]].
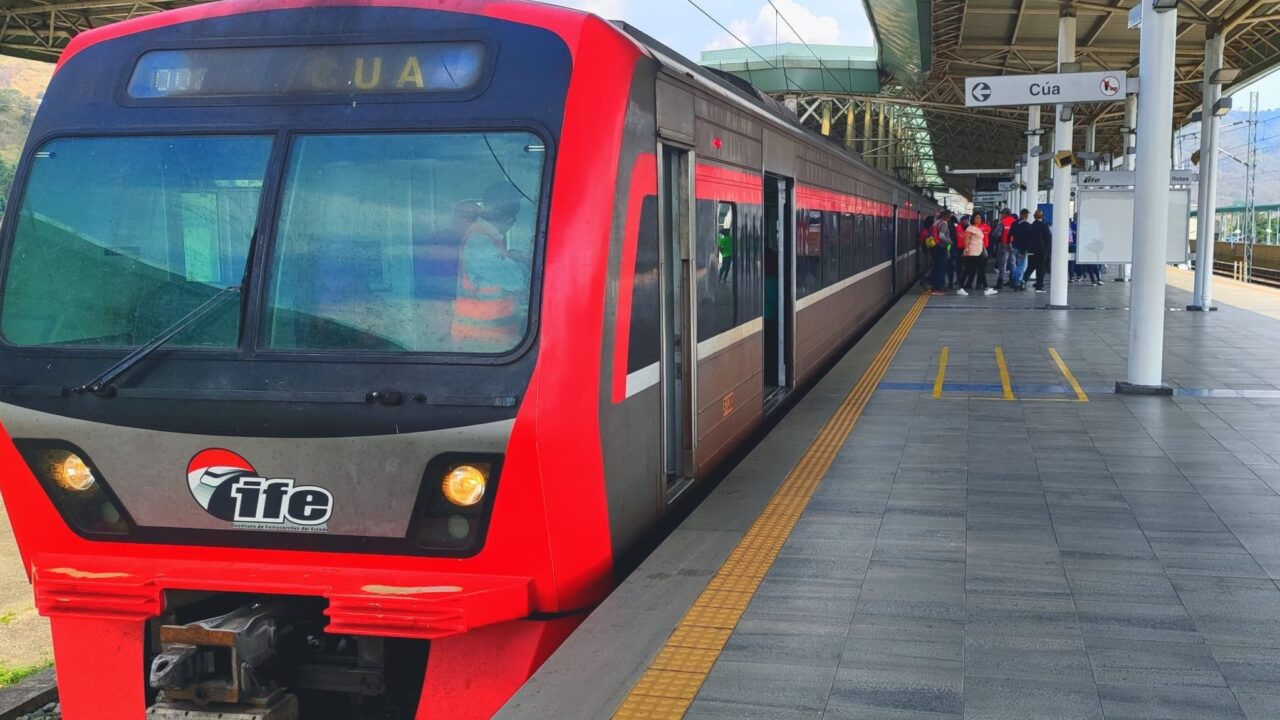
[[994, 208, 1016, 289], [947, 212, 962, 289], [972, 212, 994, 293], [929, 210, 951, 295], [1010, 209, 1033, 291], [919, 215, 937, 290], [955, 215, 985, 296], [1024, 208, 1051, 293]]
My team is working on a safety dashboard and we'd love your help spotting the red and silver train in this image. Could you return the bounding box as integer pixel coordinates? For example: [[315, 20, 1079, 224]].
[[0, 1, 936, 717]]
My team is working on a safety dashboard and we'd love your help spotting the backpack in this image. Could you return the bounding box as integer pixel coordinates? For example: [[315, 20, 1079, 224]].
[[921, 226, 937, 249]]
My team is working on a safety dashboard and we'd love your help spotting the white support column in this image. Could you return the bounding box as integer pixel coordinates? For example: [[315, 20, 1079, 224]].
[[1191, 30, 1224, 310], [1086, 121, 1098, 169], [1027, 105, 1041, 211], [1050, 11, 1076, 308], [1125, 94, 1138, 171], [862, 101, 873, 159], [1123, 0, 1178, 392], [877, 104, 887, 172]]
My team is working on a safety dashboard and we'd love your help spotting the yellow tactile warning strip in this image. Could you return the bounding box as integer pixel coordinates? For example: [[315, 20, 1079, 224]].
[[612, 292, 930, 720], [933, 346, 949, 399], [994, 346, 1016, 401], [1048, 347, 1089, 402]]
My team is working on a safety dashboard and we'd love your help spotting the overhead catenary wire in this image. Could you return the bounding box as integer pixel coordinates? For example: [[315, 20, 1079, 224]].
[[683, 0, 808, 95], [765, 0, 852, 95]]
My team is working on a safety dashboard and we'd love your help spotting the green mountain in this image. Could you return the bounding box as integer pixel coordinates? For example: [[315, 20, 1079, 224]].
[[0, 55, 52, 212]]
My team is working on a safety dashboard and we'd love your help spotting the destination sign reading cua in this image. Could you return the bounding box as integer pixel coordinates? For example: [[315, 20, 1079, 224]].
[[964, 71, 1126, 108], [128, 42, 485, 99]]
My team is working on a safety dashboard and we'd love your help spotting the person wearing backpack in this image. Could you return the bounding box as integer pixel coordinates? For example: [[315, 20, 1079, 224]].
[[919, 215, 937, 290], [928, 211, 951, 295]]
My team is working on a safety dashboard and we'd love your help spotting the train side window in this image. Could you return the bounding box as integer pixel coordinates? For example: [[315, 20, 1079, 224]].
[[696, 200, 738, 342], [840, 212, 855, 280], [856, 214, 868, 273], [797, 210, 822, 297], [823, 212, 840, 287]]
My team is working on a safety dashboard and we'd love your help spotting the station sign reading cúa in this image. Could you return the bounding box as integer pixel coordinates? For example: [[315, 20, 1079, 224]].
[[964, 71, 1126, 108]]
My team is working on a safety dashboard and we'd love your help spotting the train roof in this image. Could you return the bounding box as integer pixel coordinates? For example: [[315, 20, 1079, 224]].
[[614, 22, 932, 206]]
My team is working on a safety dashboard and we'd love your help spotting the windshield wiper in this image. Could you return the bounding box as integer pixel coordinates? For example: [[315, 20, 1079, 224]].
[[72, 285, 242, 397]]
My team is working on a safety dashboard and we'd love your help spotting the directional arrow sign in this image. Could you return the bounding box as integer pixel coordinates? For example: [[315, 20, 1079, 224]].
[[964, 71, 1128, 108]]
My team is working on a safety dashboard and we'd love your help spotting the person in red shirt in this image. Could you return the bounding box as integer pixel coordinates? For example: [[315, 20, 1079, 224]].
[[994, 208, 1017, 289]]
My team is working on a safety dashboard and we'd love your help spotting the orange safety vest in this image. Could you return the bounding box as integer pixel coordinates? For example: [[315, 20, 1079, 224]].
[[451, 230, 520, 344]]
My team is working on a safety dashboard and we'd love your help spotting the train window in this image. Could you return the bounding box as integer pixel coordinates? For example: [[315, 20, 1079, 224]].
[[823, 213, 840, 287], [696, 200, 738, 342], [857, 214, 871, 272], [263, 131, 545, 355], [0, 135, 272, 348], [840, 213, 855, 280], [797, 210, 822, 298]]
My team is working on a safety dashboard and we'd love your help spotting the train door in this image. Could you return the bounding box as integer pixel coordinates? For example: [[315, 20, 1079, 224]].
[[763, 173, 793, 408], [659, 143, 696, 498]]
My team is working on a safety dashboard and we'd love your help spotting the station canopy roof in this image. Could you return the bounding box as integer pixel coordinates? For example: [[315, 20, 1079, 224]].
[[1, 0, 1277, 196], [875, 0, 1280, 193]]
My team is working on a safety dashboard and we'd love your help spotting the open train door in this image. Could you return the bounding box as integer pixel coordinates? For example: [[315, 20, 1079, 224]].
[[658, 143, 696, 500], [763, 173, 794, 410]]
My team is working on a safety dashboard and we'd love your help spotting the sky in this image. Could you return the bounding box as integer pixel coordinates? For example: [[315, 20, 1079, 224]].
[[541, 0, 1278, 110]]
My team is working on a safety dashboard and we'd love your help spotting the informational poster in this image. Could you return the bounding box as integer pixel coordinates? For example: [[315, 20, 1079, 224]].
[[1076, 187, 1191, 264]]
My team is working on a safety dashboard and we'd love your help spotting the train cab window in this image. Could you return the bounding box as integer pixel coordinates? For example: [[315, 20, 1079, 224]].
[[0, 135, 272, 347], [262, 131, 545, 355]]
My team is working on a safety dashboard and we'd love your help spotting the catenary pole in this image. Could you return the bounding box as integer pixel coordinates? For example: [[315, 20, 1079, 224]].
[[1123, 0, 1178, 392], [1050, 9, 1076, 307], [1191, 29, 1223, 310]]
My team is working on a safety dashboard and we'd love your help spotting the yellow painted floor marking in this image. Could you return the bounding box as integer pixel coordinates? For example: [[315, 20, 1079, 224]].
[[1048, 347, 1089, 402], [612, 292, 930, 720], [933, 346, 949, 399], [994, 346, 1015, 401]]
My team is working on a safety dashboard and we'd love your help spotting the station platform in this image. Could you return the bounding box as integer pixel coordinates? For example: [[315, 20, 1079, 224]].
[[500, 267, 1280, 720]]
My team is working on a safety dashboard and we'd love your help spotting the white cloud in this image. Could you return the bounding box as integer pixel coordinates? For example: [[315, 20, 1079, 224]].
[[706, 0, 842, 51], [546, 0, 626, 19]]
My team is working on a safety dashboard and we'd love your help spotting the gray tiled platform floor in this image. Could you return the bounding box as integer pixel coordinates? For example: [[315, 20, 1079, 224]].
[[688, 275, 1280, 720]]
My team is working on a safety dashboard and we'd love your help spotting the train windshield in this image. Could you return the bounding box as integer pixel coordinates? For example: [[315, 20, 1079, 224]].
[[1, 130, 545, 356]]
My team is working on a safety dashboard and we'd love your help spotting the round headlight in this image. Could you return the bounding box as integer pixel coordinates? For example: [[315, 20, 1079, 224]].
[[51, 452, 96, 492], [442, 465, 486, 507]]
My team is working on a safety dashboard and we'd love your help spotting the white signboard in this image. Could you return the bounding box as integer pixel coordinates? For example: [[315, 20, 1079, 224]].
[[965, 71, 1126, 108], [997, 181, 1017, 192], [973, 192, 1004, 205], [1076, 170, 1198, 188], [1076, 187, 1191, 264]]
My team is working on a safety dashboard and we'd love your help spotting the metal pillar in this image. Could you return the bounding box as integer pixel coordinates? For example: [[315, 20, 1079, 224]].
[[1191, 30, 1223, 310], [820, 100, 832, 136], [1122, 0, 1178, 393], [877, 104, 887, 172], [1050, 11, 1076, 308], [844, 103, 856, 149], [862, 101, 873, 159], [1026, 106, 1041, 211]]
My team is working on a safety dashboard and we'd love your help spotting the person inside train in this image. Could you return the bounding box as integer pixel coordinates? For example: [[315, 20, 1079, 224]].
[[451, 181, 532, 349]]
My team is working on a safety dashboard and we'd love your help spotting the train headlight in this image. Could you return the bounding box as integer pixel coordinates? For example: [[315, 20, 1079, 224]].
[[50, 452, 96, 491], [442, 465, 487, 507], [13, 442, 131, 537], [412, 455, 501, 556]]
